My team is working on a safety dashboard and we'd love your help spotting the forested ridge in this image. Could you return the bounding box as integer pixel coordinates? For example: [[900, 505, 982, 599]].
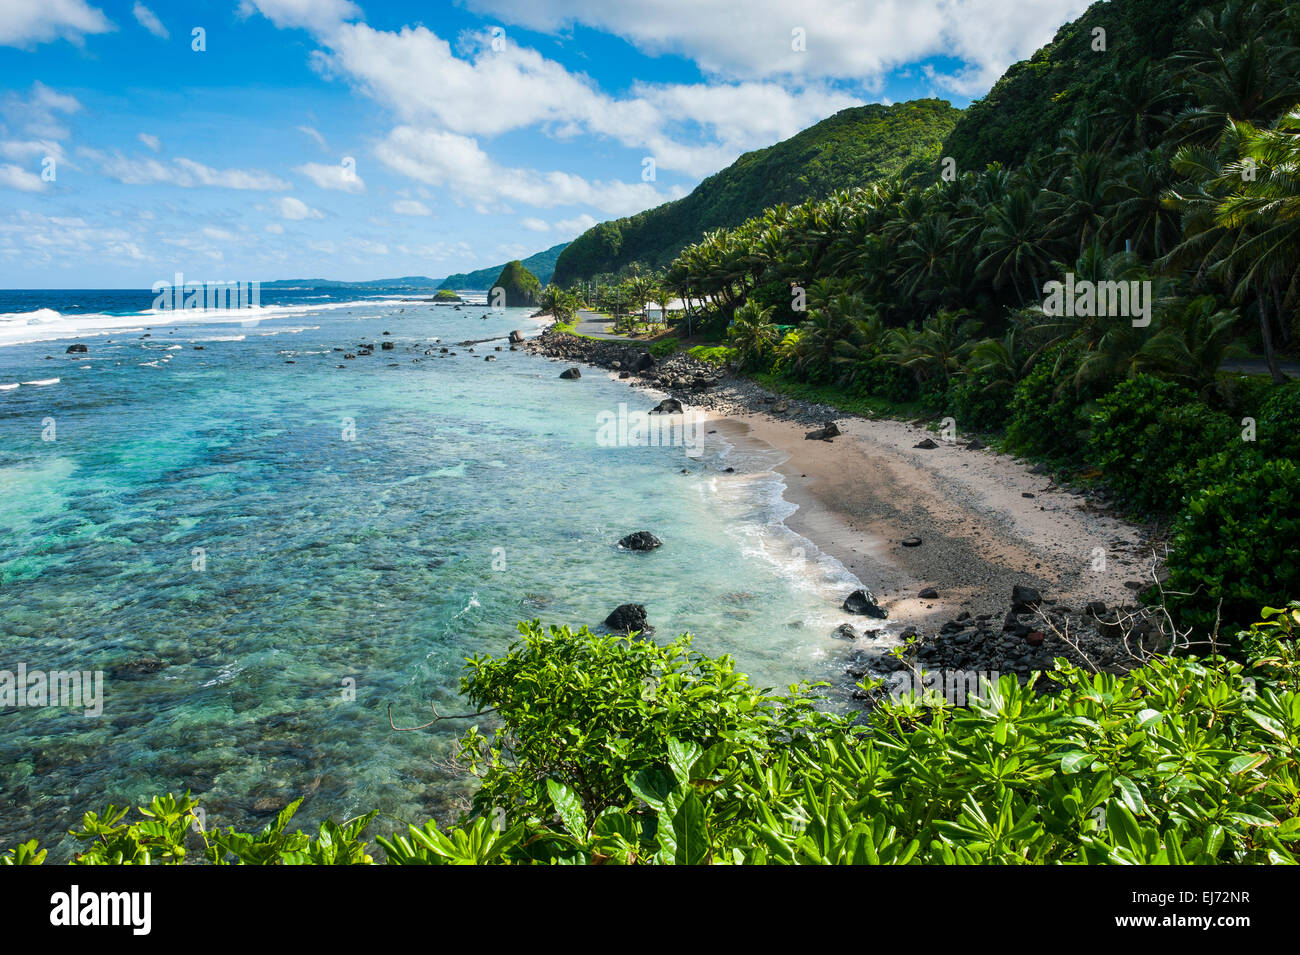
[[551, 100, 960, 284]]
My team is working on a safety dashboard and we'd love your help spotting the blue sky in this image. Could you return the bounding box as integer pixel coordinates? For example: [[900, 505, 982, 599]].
[[0, 0, 1090, 288]]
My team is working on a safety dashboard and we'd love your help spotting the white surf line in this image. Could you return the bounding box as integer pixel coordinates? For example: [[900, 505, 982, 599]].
[[20, 378, 60, 386]]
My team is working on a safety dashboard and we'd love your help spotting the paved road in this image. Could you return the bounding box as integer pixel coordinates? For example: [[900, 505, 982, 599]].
[[1219, 358, 1300, 378], [572, 309, 638, 341]]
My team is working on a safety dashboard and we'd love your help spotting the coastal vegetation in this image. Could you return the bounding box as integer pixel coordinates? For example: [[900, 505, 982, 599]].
[[7, 605, 1299, 864], [552, 100, 960, 284]]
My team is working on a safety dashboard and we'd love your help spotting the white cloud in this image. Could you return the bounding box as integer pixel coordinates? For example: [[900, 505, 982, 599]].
[[0, 163, 45, 192], [467, 0, 1091, 93], [172, 158, 289, 190], [2, 82, 82, 140], [316, 23, 858, 178], [0, 209, 144, 268], [0, 139, 63, 164], [295, 160, 365, 193], [137, 132, 161, 152], [265, 222, 285, 234], [237, 0, 361, 34], [0, 0, 113, 48], [374, 126, 680, 216], [84, 149, 292, 190], [519, 214, 598, 235], [553, 213, 598, 235], [391, 199, 432, 216], [296, 125, 329, 151], [276, 196, 324, 220], [131, 2, 167, 39]]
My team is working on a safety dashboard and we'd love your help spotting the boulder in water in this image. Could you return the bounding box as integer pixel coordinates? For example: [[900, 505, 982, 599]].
[[842, 589, 888, 619], [605, 603, 652, 635], [618, 531, 662, 551]]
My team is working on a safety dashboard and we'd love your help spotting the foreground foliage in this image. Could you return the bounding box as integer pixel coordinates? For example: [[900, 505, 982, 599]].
[[7, 608, 1300, 865]]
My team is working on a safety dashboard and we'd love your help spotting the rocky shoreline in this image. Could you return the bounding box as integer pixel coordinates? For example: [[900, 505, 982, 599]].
[[526, 322, 1171, 705]]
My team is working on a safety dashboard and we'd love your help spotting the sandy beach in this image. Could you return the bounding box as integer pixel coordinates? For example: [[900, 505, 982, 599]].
[[708, 410, 1156, 632]]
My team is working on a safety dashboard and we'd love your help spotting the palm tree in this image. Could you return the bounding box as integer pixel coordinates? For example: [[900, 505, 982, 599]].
[[1168, 2, 1300, 147], [894, 213, 957, 306], [968, 321, 1034, 393], [793, 296, 868, 383], [1108, 151, 1181, 260], [1138, 296, 1245, 398], [1044, 152, 1123, 255], [1164, 110, 1298, 381], [727, 301, 779, 369], [887, 310, 977, 390], [1214, 106, 1300, 372], [977, 188, 1053, 305], [1096, 59, 1178, 151]]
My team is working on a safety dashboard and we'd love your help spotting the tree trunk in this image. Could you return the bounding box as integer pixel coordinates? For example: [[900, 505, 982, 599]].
[[1273, 279, 1292, 347], [1258, 283, 1288, 384]]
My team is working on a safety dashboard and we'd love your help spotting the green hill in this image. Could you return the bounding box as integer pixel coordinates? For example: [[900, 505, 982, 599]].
[[438, 241, 569, 290], [551, 98, 960, 285], [491, 260, 542, 307], [941, 0, 1223, 171]]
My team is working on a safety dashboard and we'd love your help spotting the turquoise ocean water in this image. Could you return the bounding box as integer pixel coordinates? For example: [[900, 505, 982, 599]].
[[0, 292, 869, 857]]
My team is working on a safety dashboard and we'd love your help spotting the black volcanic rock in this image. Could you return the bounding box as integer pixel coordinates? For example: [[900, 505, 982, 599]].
[[842, 589, 888, 619], [650, 398, 683, 415], [618, 531, 662, 551], [604, 603, 652, 635]]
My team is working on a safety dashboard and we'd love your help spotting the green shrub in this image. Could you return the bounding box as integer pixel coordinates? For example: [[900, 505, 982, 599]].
[[918, 376, 948, 413], [1210, 374, 1277, 422], [862, 355, 919, 402], [948, 369, 1013, 431], [1258, 382, 1300, 461], [687, 344, 737, 366], [1168, 445, 1267, 500], [1087, 374, 1235, 515], [1004, 348, 1101, 464], [12, 606, 1300, 865], [648, 337, 681, 358], [1165, 458, 1300, 636], [456, 622, 820, 825]]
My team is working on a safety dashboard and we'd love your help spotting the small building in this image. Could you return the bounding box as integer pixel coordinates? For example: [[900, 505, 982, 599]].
[[640, 298, 688, 322]]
